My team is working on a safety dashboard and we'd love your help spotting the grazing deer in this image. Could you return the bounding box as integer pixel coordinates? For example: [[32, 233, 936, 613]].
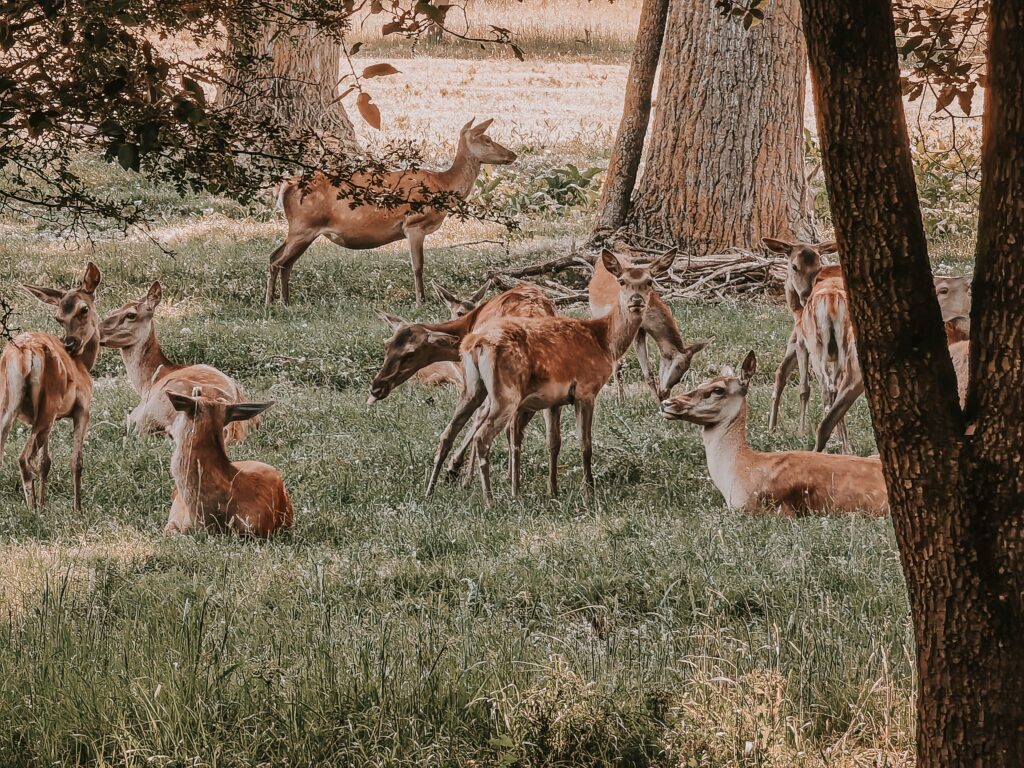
[[99, 282, 254, 443], [588, 251, 706, 400], [762, 237, 837, 434], [375, 281, 490, 393], [165, 392, 292, 537], [661, 351, 888, 516], [0, 262, 102, 512], [267, 118, 517, 306], [430, 249, 676, 506], [934, 274, 972, 343]]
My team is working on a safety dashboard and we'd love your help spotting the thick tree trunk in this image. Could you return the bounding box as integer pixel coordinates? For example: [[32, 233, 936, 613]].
[[799, 0, 1024, 764], [591, 0, 669, 238], [218, 23, 357, 157], [628, 0, 811, 252]]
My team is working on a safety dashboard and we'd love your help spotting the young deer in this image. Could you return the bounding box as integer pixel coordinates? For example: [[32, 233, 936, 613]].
[[588, 251, 706, 400], [661, 351, 888, 516], [934, 274, 972, 343], [762, 237, 838, 434], [165, 392, 292, 537], [375, 281, 490, 393], [100, 282, 254, 443], [431, 249, 676, 506], [0, 262, 102, 512], [267, 118, 516, 306]]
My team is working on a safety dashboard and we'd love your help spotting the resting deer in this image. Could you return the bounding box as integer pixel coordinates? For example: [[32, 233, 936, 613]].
[[934, 274, 972, 343], [165, 392, 292, 537], [431, 248, 676, 506], [100, 281, 254, 443], [0, 262, 102, 512], [589, 250, 706, 400], [762, 237, 837, 434], [267, 118, 517, 306], [660, 351, 888, 516], [375, 281, 490, 393]]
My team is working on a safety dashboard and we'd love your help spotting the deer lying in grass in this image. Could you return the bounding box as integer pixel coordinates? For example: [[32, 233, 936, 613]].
[[0, 263, 102, 512], [100, 282, 254, 443], [588, 250, 706, 400], [661, 351, 888, 516], [165, 392, 292, 537], [432, 249, 676, 506], [762, 237, 837, 435], [267, 118, 516, 306], [935, 274, 972, 343], [375, 281, 490, 393]]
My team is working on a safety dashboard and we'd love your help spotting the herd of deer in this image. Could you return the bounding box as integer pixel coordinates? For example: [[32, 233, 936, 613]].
[[0, 119, 975, 533]]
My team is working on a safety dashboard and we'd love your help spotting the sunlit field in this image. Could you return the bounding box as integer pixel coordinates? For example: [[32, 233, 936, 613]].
[[0, 18, 979, 768]]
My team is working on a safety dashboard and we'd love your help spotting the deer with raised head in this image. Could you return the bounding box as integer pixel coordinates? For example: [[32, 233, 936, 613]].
[[660, 351, 888, 516], [164, 392, 292, 537], [762, 237, 837, 434], [0, 262, 102, 512], [267, 118, 517, 306], [588, 250, 706, 400], [934, 274, 972, 343], [374, 280, 490, 393], [99, 281, 254, 443], [430, 249, 676, 506]]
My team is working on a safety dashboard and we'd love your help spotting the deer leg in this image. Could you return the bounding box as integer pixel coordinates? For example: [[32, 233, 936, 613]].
[[796, 342, 811, 436], [509, 408, 533, 496], [406, 227, 427, 305], [165, 487, 193, 535], [267, 235, 315, 306], [816, 380, 864, 453], [446, 405, 483, 481], [36, 433, 52, 509], [634, 328, 659, 399], [575, 399, 596, 492], [473, 402, 516, 508], [265, 242, 287, 305], [769, 334, 799, 431], [543, 406, 562, 497], [69, 408, 89, 514], [0, 402, 15, 475], [18, 428, 44, 511], [427, 387, 487, 496]]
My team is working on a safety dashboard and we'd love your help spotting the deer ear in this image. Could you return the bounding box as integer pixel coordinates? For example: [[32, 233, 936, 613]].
[[815, 240, 838, 255], [461, 117, 476, 133], [21, 284, 65, 306], [739, 350, 757, 388], [600, 249, 624, 277], [81, 262, 101, 294], [469, 280, 490, 305], [167, 391, 199, 415], [685, 339, 709, 357], [376, 310, 405, 331], [432, 281, 460, 307], [471, 118, 494, 134], [425, 330, 460, 347], [649, 248, 677, 277], [225, 401, 274, 424], [762, 237, 795, 254], [146, 281, 163, 309]]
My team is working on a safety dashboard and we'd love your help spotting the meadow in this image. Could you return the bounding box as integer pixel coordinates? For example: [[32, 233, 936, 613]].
[[0, 27, 979, 768]]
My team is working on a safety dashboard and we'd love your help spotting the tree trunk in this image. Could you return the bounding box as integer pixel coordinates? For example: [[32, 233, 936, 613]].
[[799, 0, 1024, 764], [591, 0, 669, 238], [218, 23, 357, 157], [628, 0, 811, 252]]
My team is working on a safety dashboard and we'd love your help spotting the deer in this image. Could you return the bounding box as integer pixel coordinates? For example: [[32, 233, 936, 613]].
[[762, 237, 838, 435], [934, 274, 972, 343], [660, 351, 888, 516], [429, 248, 676, 507], [0, 262, 102, 513], [164, 392, 292, 537], [266, 118, 517, 306], [99, 281, 254, 443], [375, 280, 490, 393], [588, 250, 706, 400]]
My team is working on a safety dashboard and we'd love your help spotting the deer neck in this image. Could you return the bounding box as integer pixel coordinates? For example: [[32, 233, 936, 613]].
[[645, 297, 687, 357], [75, 332, 101, 373], [598, 301, 645, 362], [700, 402, 756, 510], [171, 423, 235, 514], [121, 327, 175, 394], [440, 140, 482, 198]]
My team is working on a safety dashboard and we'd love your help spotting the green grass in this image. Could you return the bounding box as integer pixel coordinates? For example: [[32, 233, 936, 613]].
[[0, 218, 927, 767]]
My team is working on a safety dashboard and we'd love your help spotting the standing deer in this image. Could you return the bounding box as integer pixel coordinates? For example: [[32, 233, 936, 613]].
[[100, 281, 254, 442], [430, 249, 676, 506], [588, 250, 706, 400], [0, 262, 102, 512], [165, 392, 292, 537], [660, 351, 888, 516], [267, 118, 517, 306]]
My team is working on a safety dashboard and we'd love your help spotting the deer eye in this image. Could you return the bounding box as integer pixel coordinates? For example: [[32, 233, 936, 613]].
[[939, 288, 948, 295], [125, 312, 137, 321], [713, 387, 726, 396], [77, 305, 88, 316]]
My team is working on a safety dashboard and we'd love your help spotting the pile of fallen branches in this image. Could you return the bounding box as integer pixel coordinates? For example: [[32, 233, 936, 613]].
[[487, 239, 788, 306]]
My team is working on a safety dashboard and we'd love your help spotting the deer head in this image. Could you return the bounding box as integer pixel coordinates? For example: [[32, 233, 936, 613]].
[[660, 351, 757, 427], [763, 238, 838, 305], [601, 248, 675, 318], [167, 392, 273, 444], [934, 274, 972, 322], [657, 339, 710, 401], [367, 312, 460, 404], [100, 281, 162, 348], [432, 280, 489, 319], [22, 261, 102, 356], [461, 118, 517, 165]]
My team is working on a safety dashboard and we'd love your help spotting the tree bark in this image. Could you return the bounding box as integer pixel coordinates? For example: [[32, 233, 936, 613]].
[[799, 0, 1024, 764], [628, 0, 811, 251], [591, 0, 669, 238], [218, 23, 358, 157]]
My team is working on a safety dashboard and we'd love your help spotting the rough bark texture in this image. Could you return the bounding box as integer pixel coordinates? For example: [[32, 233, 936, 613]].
[[629, 0, 810, 251], [218, 23, 357, 156], [591, 0, 669, 236], [799, 0, 1024, 764]]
